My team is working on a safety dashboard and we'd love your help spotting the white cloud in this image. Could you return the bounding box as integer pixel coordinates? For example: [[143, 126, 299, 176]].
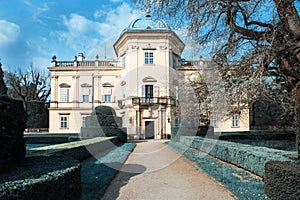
[[32, 57, 51, 70], [89, 3, 141, 59], [32, 3, 50, 25], [97, 2, 140, 38], [50, 13, 102, 51], [23, 1, 50, 25], [109, 0, 124, 2], [0, 20, 20, 45], [52, 2, 140, 59], [61, 13, 101, 34]]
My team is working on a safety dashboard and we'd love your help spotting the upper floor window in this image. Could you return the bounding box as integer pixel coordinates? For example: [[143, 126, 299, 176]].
[[232, 114, 239, 127], [102, 87, 112, 102], [122, 55, 126, 69], [81, 88, 90, 102], [59, 83, 71, 102], [141, 84, 159, 103], [144, 52, 154, 64], [60, 88, 69, 102], [172, 54, 178, 69]]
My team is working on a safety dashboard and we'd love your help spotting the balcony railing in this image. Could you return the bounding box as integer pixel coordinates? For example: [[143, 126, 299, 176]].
[[53, 60, 119, 68], [131, 97, 176, 106]]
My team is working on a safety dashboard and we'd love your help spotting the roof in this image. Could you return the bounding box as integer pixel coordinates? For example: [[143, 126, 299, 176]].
[[120, 9, 171, 34]]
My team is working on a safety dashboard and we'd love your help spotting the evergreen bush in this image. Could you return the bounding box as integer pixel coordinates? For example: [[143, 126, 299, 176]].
[[0, 95, 25, 172]]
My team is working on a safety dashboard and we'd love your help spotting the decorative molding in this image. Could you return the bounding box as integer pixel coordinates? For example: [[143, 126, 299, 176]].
[[102, 82, 114, 87], [58, 113, 70, 115], [160, 46, 167, 50], [142, 76, 157, 82], [80, 83, 92, 87], [131, 45, 139, 49], [51, 75, 59, 79], [59, 83, 71, 88], [120, 80, 126, 86]]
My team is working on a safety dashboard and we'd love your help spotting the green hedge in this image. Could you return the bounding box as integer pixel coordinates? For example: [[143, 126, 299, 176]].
[[265, 160, 300, 199], [180, 136, 297, 177], [0, 95, 25, 173], [0, 156, 81, 200]]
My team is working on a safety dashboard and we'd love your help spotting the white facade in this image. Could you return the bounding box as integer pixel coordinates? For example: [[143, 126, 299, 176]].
[[48, 11, 249, 138]]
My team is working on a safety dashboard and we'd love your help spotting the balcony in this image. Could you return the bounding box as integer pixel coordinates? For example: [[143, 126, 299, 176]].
[[131, 97, 176, 106], [53, 60, 119, 68]]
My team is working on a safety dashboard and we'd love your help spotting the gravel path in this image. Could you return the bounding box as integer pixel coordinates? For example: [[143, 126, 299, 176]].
[[102, 140, 237, 200]]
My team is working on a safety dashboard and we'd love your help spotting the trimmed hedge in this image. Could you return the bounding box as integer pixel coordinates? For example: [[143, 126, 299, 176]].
[[167, 141, 268, 200], [180, 136, 297, 177], [27, 136, 118, 161], [81, 106, 127, 142], [0, 155, 81, 200], [0, 95, 25, 173], [26, 100, 48, 128], [265, 160, 300, 199]]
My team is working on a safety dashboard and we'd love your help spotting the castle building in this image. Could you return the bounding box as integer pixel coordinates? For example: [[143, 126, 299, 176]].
[[48, 10, 249, 139]]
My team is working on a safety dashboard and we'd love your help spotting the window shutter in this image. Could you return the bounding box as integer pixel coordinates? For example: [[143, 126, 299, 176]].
[[102, 95, 105, 102], [154, 85, 159, 97], [142, 85, 145, 97]]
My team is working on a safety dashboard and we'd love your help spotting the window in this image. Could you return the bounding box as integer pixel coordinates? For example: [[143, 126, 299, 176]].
[[122, 55, 126, 69], [142, 84, 156, 103], [173, 54, 178, 69], [144, 52, 153, 64], [60, 116, 68, 129], [82, 116, 87, 127], [60, 88, 69, 102], [102, 87, 112, 102], [232, 114, 239, 127], [210, 116, 217, 127], [81, 88, 90, 102]]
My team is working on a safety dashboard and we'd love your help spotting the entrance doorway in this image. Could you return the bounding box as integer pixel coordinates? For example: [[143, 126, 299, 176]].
[[145, 121, 154, 139]]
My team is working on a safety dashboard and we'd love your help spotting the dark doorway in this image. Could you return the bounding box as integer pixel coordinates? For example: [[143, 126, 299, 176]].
[[145, 121, 154, 139]]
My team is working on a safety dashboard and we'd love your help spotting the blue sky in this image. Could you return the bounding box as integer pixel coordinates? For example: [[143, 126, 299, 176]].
[[0, 0, 145, 71]]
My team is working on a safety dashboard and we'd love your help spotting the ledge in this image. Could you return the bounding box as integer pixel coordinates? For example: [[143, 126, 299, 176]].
[[27, 136, 118, 161]]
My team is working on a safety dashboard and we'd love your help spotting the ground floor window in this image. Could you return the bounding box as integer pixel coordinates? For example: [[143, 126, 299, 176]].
[[232, 114, 239, 127], [60, 115, 68, 129], [210, 116, 218, 127]]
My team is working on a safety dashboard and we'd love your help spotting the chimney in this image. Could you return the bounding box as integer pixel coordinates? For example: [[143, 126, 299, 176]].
[[78, 53, 85, 61]]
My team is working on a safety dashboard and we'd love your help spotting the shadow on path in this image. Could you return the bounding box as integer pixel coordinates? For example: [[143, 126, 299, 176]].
[[80, 143, 139, 200], [101, 164, 146, 200]]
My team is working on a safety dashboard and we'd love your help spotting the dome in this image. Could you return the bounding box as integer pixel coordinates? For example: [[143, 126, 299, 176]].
[[121, 9, 171, 34]]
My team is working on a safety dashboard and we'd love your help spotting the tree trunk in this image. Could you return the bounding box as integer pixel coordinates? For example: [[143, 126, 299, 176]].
[[293, 85, 300, 159]]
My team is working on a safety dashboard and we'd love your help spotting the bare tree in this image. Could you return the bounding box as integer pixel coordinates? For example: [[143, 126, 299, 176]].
[[0, 62, 7, 95], [5, 66, 50, 110], [135, 0, 300, 157]]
